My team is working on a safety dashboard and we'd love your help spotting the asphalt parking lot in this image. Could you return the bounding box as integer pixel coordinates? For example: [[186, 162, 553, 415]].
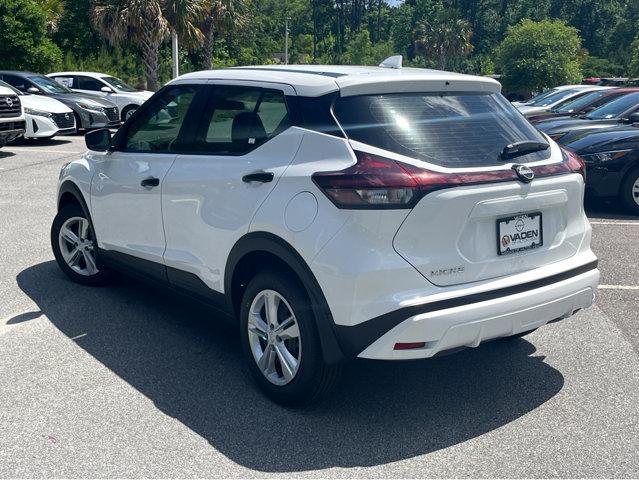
[[1, 135, 638, 478]]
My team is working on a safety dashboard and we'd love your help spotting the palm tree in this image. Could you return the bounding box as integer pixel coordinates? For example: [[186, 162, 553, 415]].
[[92, 0, 168, 91], [162, 0, 208, 77], [414, 9, 474, 71], [34, 0, 65, 34], [198, 0, 247, 70]]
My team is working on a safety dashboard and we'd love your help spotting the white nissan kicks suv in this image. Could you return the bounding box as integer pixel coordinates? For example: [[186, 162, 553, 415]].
[[52, 62, 600, 405]]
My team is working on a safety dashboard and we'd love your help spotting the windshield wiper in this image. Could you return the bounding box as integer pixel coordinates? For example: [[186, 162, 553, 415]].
[[499, 141, 549, 162]]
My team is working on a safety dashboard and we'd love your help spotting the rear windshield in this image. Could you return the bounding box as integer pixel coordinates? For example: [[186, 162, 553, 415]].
[[585, 91, 639, 119], [334, 92, 550, 168]]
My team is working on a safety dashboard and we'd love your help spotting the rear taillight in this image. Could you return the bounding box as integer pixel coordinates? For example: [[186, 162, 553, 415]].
[[560, 148, 586, 182], [312, 150, 587, 209]]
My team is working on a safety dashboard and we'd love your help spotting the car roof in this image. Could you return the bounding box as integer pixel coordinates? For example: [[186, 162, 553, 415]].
[[48, 71, 110, 78], [0, 71, 39, 77], [172, 64, 502, 97]]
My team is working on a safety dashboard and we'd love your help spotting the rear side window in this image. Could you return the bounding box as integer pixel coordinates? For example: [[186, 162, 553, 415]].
[[334, 92, 550, 168], [194, 86, 290, 155]]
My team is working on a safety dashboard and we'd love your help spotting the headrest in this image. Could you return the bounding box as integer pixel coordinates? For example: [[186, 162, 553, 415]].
[[232, 112, 267, 146]]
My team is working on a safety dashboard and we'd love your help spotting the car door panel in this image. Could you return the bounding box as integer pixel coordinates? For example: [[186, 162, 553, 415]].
[[161, 83, 300, 294], [90, 84, 204, 269]]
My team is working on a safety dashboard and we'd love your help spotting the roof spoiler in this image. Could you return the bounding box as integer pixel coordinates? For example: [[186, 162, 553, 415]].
[[379, 55, 403, 70]]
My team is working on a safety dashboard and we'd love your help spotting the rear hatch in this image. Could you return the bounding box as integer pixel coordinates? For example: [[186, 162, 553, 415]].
[[333, 90, 588, 287]]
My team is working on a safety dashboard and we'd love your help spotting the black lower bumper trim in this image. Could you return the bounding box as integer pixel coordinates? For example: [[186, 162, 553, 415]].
[[334, 260, 598, 357]]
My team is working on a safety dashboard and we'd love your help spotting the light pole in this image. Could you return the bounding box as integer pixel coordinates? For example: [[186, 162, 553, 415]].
[[284, 17, 291, 65]]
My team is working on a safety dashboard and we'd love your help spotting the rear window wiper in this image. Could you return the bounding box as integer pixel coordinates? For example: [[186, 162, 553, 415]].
[[499, 141, 549, 161]]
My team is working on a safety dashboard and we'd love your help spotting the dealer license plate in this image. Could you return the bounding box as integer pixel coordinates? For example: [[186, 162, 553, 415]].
[[497, 212, 543, 255]]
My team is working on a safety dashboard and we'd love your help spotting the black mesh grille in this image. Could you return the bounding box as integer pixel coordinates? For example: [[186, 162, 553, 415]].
[[104, 107, 119, 122], [0, 96, 21, 118], [51, 112, 75, 129], [0, 120, 26, 131]]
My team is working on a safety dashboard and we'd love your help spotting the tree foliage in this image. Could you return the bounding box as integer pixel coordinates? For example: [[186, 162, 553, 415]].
[[497, 19, 583, 93], [0, 0, 62, 72]]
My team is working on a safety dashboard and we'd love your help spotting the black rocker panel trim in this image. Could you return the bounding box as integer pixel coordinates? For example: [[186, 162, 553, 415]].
[[333, 260, 599, 357], [97, 249, 231, 319]]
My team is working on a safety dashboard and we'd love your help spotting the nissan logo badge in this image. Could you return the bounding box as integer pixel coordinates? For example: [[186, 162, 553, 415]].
[[512, 164, 534, 183]]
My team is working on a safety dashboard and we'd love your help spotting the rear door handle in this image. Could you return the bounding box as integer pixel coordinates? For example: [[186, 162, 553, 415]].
[[141, 177, 160, 188], [242, 171, 274, 183]]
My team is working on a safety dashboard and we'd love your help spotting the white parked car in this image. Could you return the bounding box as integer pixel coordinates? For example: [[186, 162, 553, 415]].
[[516, 85, 613, 116], [0, 83, 25, 148], [48, 71, 153, 122], [51, 61, 600, 405], [0, 80, 75, 139]]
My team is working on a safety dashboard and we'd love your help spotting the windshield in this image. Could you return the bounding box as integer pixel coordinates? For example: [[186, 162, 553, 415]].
[[554, 90, 610, 113], [334, 92, 549, 168], [102, 76, 137, 92], [586, 92, 639, 119], [29, 75, 71, 94], [0, 80, 22, 96], [524, 88, 558, 104], [530, 89, 582, 107]]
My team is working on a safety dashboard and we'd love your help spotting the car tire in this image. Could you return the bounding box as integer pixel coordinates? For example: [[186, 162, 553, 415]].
[[239, 270, 341, 406], [121, 105, 137, 122], [51, 203, 113, 286], [73, 112, 83, 133], [620, 168, 639, 215]]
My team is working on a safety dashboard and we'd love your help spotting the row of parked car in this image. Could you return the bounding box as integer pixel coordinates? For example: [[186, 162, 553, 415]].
[[514, 84, 639, 213], [0, 70, 152, 145]]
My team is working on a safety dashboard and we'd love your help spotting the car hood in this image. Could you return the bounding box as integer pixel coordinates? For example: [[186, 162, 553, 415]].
[[535, 117, 620, 134], [20, 94, 72, 113], [46, 92, 118, 108], [562, 126, 639, 152]]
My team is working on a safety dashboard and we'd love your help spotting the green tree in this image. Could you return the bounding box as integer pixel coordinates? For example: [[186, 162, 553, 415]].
[[0, 0, 62, 72], [413, 8, 473, 70], [629, 36, 639, 77], [198, 0, 247, 70], [497, 19, 582, 93]]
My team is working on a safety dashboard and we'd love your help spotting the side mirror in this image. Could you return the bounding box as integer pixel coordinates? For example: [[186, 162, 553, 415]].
[[627, 112, 639, 124], [27, 87, 40, 94], [582, 106, 596, 113], [101, 86, 114, 94], [85, 128, 112, 151]]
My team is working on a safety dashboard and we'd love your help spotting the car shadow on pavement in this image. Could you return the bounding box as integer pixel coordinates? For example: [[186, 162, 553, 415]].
[[10, 137, 74, 147], [16, 261, 564, 472], [585, 197, 637, 220]]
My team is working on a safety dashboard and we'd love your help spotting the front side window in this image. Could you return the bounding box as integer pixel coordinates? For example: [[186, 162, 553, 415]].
[[123, 85, 199, 152], [334, 92, 550, 168], [194, 86, 290, 154], [77, 76, 105, 92]]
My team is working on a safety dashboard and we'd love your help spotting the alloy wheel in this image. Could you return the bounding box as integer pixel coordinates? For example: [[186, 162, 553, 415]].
[[247, 290, 301, 386], [58, 216, 99, 276], [633, 177, 639, 207]]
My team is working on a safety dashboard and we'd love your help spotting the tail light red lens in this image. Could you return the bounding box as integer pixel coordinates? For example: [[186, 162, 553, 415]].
[[312, 149, 587, 209], [394, 342, 426, 350]]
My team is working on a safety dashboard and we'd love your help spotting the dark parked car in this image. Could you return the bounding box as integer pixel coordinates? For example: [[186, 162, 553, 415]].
[[535, 91, 639, 142], [527, 88, 638, 123], [564, 126, 639, 213], [0, 71, 121, 130]]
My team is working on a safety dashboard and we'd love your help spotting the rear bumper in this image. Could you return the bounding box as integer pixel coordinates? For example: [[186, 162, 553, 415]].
[[334, 260, 599, 360]]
